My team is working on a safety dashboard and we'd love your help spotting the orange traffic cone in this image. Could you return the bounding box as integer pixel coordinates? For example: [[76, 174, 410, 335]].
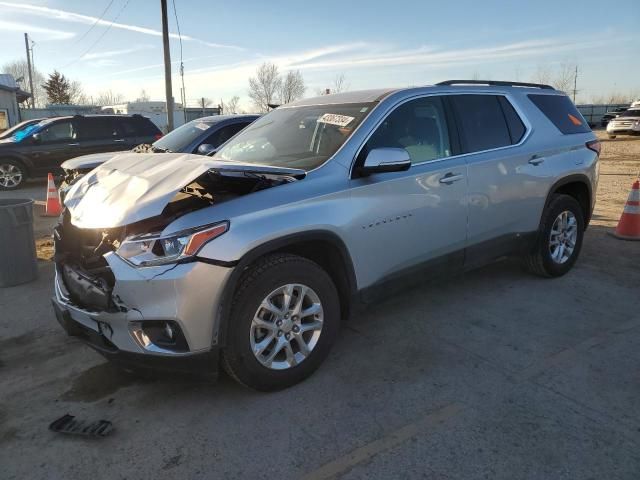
[[43, 173, 62, 217], [611, 179, 640, 240]]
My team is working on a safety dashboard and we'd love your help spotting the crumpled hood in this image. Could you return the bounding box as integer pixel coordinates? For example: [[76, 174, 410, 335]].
[[61, 151, 128, 171], [63, 151, 305, 229]]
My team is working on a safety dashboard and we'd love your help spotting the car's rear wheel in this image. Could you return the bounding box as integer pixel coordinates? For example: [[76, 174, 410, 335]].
[[524, 194, 585, 277], [0, 159, 26, 190], [222, 254, 340, 391]]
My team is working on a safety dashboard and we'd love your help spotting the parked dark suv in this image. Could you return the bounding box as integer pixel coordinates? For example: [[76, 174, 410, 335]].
[[0, 114, 161, 190]]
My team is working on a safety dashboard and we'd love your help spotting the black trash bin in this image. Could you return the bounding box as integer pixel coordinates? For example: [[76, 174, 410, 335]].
[[0, 199, 38, 287]]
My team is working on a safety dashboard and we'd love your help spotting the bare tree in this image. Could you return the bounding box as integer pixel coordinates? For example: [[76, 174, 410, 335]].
[[332, 73, 349, 93], [136, 89, 150, 102], [198, 97, 212, 109], [95, 90, 125, 106], [248, 62, 282, 113], [224, 95, 241, 114], [532, 64, 553, 85], [278, 70, 306, 104], [551, 62, 577, 93], [2, 59, 46, 107], [69, 80, 89, 104]]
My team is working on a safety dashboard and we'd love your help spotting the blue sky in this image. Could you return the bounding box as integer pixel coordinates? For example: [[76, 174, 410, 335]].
[[0, 0, 638, 110]]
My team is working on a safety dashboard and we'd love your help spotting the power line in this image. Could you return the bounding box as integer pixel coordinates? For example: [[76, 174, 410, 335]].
[[72, 0, 116, 45], [63, 0, 131, 68]]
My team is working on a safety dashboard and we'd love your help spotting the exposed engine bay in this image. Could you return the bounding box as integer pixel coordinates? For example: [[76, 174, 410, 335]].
[[55, 169, 297, 311]]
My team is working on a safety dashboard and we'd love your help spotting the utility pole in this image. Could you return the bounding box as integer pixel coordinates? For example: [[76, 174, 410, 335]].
[[24, 33, 35, 109], [160, 0, 174, 131], [572, 65, 578, 103]]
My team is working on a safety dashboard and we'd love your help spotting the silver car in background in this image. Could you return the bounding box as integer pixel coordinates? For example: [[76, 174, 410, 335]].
[[52, 80, 600, 391]]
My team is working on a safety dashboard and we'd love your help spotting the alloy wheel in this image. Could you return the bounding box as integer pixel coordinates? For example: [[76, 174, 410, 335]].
[[250, 283, 324, 370], [0, 163, 23, 188], [549, 210, 578, 264]]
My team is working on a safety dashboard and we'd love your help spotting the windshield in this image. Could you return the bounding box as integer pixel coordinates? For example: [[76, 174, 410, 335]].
[[11, 121, 47, 142], [153, 120, 215, 152], [215, 103, 375, 170], [620, 109, 640, 118]]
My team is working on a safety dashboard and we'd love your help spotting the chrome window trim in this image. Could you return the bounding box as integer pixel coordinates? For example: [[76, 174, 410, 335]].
[[349, 91, 533, 176]]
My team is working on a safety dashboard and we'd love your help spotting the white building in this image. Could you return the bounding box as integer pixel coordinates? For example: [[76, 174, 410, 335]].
[[101, 101, 186, 133]]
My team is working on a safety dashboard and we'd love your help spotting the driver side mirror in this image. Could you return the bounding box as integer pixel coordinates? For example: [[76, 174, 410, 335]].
[[359, 148, 411, 176], [31, 132, 41, 144], [197, 144, 217, 156]]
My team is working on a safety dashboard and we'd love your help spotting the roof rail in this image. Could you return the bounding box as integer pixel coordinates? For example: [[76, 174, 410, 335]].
[[436, 80, 555, 90]]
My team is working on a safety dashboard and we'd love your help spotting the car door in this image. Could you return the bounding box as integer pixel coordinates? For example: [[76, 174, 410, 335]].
[[346, 95, 468, 292], [75, 117, 125, 156], [448, 94, 551, 267], [23, 119, 80, 175]]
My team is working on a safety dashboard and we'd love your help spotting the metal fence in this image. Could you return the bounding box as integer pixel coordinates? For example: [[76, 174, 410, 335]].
[[577, 103, 629, 127]]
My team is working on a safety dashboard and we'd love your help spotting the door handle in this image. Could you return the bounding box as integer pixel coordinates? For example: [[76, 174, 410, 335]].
[[439, 172, 463, 185], [113, 139, 125, 143], [68, 143, 80, 147], [528, 155, 545, 166]]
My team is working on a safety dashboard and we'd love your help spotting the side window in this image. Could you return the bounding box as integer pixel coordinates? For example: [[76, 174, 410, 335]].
[[116, 119, 139, 138], [77, 118, 117, 140], [450, 95, 511, 153], [201, 123, 248, 148], [38, 121, 77, 143], [366, 97, 451, 165], [498, 97, 526, 144]]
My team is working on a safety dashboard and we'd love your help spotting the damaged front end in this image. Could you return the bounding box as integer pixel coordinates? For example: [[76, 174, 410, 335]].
[[52, 152, 305, 372]]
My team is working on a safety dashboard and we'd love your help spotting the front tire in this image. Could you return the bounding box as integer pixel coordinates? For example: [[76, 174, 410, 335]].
[[222, 254, 340, 391], [0, 159, 26, 190], [524, 194, 585, 277]]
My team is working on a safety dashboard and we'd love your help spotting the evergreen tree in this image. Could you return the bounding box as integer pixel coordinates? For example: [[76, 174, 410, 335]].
[[42, 70, 71, 104]]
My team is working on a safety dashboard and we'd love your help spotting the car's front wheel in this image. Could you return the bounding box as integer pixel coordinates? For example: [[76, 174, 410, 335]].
[[222, 254, 340, 391], [524, 194, 585, 277], [0, 159, 26, 190]]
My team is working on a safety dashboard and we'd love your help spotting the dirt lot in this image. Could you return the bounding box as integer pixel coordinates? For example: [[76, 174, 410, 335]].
[[1, 132, 639, 479]]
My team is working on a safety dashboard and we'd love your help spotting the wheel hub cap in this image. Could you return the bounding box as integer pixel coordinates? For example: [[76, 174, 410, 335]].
[[549, 210, 578, 264], [250, 283, 324, 370], [0, 164, 22, 188]]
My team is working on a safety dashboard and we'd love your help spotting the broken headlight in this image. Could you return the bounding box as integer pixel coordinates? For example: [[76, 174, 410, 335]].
[[116, 222, 229, 267]]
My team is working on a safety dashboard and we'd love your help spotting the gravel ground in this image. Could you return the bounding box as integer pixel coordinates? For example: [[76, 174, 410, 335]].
[[1, 133, 639, 480]]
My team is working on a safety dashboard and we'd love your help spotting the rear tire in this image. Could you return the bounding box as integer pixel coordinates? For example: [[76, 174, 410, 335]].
[[524, 194, 585, 277], [222, 254, 340, 391], [0, 159, 26, 190]]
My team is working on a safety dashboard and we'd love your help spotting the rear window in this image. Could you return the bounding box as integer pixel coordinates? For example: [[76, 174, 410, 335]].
[[528, 94, 590, 134], [114, 117, 160, 137], [450, 94, 512, 153], [620, 109, 640, 118]]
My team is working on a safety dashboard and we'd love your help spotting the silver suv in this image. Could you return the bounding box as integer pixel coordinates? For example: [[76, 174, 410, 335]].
[[52, 80, 600, 391]]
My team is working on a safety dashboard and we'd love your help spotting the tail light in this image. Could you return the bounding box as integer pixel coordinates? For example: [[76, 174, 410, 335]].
[[154, 133, 163, 140], [586, 139, 601, 156]]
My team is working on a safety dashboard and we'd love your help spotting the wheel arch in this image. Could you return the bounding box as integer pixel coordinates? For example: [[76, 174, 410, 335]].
[[542, 174, 593, 229], [214, 230, 358, 347]]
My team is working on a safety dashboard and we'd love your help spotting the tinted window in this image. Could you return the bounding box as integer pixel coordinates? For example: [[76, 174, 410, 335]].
[[498, 97, 526, 144], [77, 117, 117, 140], [450, 95, 511, 152], [116, 118, 139, 137], [132, 117, 161, 135], [201, 122, 249, 149], [38, 121, 77, 143], [620, 109, 640, 118], [528, 94, 590, 134], [366, 96, 451, 165]]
